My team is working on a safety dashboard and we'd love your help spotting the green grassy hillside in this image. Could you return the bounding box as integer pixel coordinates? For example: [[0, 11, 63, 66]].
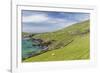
[[24, 20, 90, 62]]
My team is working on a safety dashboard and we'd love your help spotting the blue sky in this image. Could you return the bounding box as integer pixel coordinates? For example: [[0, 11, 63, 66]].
[[22, 10, 90, 33]]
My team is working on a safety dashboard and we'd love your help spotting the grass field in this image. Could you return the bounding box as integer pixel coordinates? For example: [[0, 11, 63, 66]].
[[23, 20, 90, 62]]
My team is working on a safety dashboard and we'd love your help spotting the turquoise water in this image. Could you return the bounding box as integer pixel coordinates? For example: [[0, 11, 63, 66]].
[[22, 38, 42, 59]]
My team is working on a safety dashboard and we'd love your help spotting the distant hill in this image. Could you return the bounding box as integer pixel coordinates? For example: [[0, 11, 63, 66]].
[[24, 20, 90, 62]]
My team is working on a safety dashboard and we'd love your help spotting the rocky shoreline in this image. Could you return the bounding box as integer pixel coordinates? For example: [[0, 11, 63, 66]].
[[22, 37, 49, 60]]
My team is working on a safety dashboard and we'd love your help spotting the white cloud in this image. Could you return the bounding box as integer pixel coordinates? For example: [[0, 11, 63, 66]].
[[23, 12, 70, 24], [22, 13, 49, 23]]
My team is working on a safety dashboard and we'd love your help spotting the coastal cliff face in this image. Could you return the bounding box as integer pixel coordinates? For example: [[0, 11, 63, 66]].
[[22, 20, 90, 62]]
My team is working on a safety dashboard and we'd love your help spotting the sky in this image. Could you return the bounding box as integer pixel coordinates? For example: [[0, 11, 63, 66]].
[[22, 10, 90, 33]]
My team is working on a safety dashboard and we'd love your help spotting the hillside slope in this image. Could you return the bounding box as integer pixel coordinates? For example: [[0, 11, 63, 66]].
[[24, 20, 90, 62]]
